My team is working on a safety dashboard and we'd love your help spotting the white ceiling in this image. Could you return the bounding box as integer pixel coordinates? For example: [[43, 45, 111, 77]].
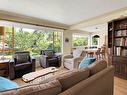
[[81, 23, 108, 32], [0, 0, 127, 25]]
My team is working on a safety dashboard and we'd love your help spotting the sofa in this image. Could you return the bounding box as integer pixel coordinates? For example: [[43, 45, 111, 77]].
[[0, 60, 114, 95]]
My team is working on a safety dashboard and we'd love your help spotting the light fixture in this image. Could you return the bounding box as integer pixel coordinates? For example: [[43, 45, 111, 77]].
[[93, 35, 100, 38]]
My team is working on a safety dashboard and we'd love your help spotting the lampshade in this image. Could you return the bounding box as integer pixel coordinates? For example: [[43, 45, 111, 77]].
[[93, 35, 100, 38]]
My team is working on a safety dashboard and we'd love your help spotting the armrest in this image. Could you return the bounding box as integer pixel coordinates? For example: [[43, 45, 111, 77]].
[[39, 55, 49, 67], [8, 59, 15, 80], [73, 57, 84, 69], [31, 58, 36, 72], [63, 54, 73, 59]]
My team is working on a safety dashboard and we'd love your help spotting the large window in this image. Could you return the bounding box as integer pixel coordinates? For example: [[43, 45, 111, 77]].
[[0, 25, 62, 56], [73, 34, 88, 46]]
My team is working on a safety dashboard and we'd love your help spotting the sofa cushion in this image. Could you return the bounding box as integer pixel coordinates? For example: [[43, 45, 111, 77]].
[[16, 80, 62, 95], [15, 62, 31, 70], [0, 77, 19, 92], [88, 60, 107, 75], [57, 68, 90, 91], [79, 57, 96, 69]]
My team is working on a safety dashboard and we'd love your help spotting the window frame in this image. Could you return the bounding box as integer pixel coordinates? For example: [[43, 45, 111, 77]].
[[91, 35, 100, 47]]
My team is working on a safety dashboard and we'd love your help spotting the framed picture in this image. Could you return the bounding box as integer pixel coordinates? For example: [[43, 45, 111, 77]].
[[65, 38, 69, 42]]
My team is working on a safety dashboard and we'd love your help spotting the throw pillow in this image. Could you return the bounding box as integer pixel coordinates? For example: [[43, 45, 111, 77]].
[[78, 57, 96, 69], [0, 76, 19, 91]]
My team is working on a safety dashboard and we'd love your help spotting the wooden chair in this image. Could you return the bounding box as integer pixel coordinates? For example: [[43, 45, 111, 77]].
[[95, 48, 101, 60], [86, 51, 94, 57], [100, 47, 106, 59]]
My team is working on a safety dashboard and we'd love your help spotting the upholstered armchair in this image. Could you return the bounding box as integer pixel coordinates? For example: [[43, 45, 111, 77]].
[[63, 49, 86, 70], [9, 51, 35, 80], [39, 50, 61, 68]]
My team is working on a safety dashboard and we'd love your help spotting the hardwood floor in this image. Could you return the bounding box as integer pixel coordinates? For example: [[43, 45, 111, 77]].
[[114, 77, 127, 95]]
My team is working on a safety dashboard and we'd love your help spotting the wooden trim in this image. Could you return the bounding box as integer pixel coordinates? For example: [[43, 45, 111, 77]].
[[12, 27, 14, 53], [0, 10, 69, 30], [0, 18, 67, 30]]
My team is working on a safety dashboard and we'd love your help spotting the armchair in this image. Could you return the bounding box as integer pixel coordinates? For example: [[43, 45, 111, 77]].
[[9, 51, 35, 80], [39, 50, 61, 68], [63, 49, 86, 70]]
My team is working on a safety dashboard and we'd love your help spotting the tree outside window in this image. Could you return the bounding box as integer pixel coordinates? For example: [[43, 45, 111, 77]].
[[92, 38, 98, 45], [0, 26, 62, 56], [73, 34, 88, 46]]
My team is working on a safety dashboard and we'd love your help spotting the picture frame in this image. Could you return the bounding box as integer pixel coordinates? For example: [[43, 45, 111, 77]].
[[65, 38, 69, 42]]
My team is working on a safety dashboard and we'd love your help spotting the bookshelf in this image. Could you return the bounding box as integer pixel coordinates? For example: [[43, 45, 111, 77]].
[[108, 17, 127, 79]]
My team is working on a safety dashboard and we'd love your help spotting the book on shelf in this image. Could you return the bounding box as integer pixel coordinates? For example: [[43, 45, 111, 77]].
[[122, 30, 127, 36], [116, 30, 121, 36], [115, 30, 127, 36], [108, 48, 113, 55], [115, 38, 121, 46], [125, 38, 127, 46], [115, 38, 126, 46], [116, 47, 121, 56], [121, 49, 127, 56], [120, 38, 124, 46]]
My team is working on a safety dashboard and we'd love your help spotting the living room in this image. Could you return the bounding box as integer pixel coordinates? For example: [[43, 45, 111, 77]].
[[0, 0, 127, 95]]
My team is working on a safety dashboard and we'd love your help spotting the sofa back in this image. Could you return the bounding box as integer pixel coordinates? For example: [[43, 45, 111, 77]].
[[88, 59, 107, 75], [57, 68, 90, 91], [59, 66, 114, 95]]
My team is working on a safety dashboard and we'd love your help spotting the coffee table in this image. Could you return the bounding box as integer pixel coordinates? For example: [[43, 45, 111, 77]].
[[22, 67, 59, 83]]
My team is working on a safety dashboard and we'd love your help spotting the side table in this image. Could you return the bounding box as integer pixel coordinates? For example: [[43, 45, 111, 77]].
[[0, 59, 12, 77]]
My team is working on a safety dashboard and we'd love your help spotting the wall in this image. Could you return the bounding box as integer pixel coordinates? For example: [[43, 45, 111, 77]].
[[62, 30, 72, 55]]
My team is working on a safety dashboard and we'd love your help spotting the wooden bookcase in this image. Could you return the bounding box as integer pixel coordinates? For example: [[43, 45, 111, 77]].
[[108, 17, 127, 79]]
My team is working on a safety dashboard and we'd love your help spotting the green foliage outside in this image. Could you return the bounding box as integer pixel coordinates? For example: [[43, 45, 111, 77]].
[[3, 26, 62, 55], [92, 38, 98, 45], [73, 37, 88, 46]]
